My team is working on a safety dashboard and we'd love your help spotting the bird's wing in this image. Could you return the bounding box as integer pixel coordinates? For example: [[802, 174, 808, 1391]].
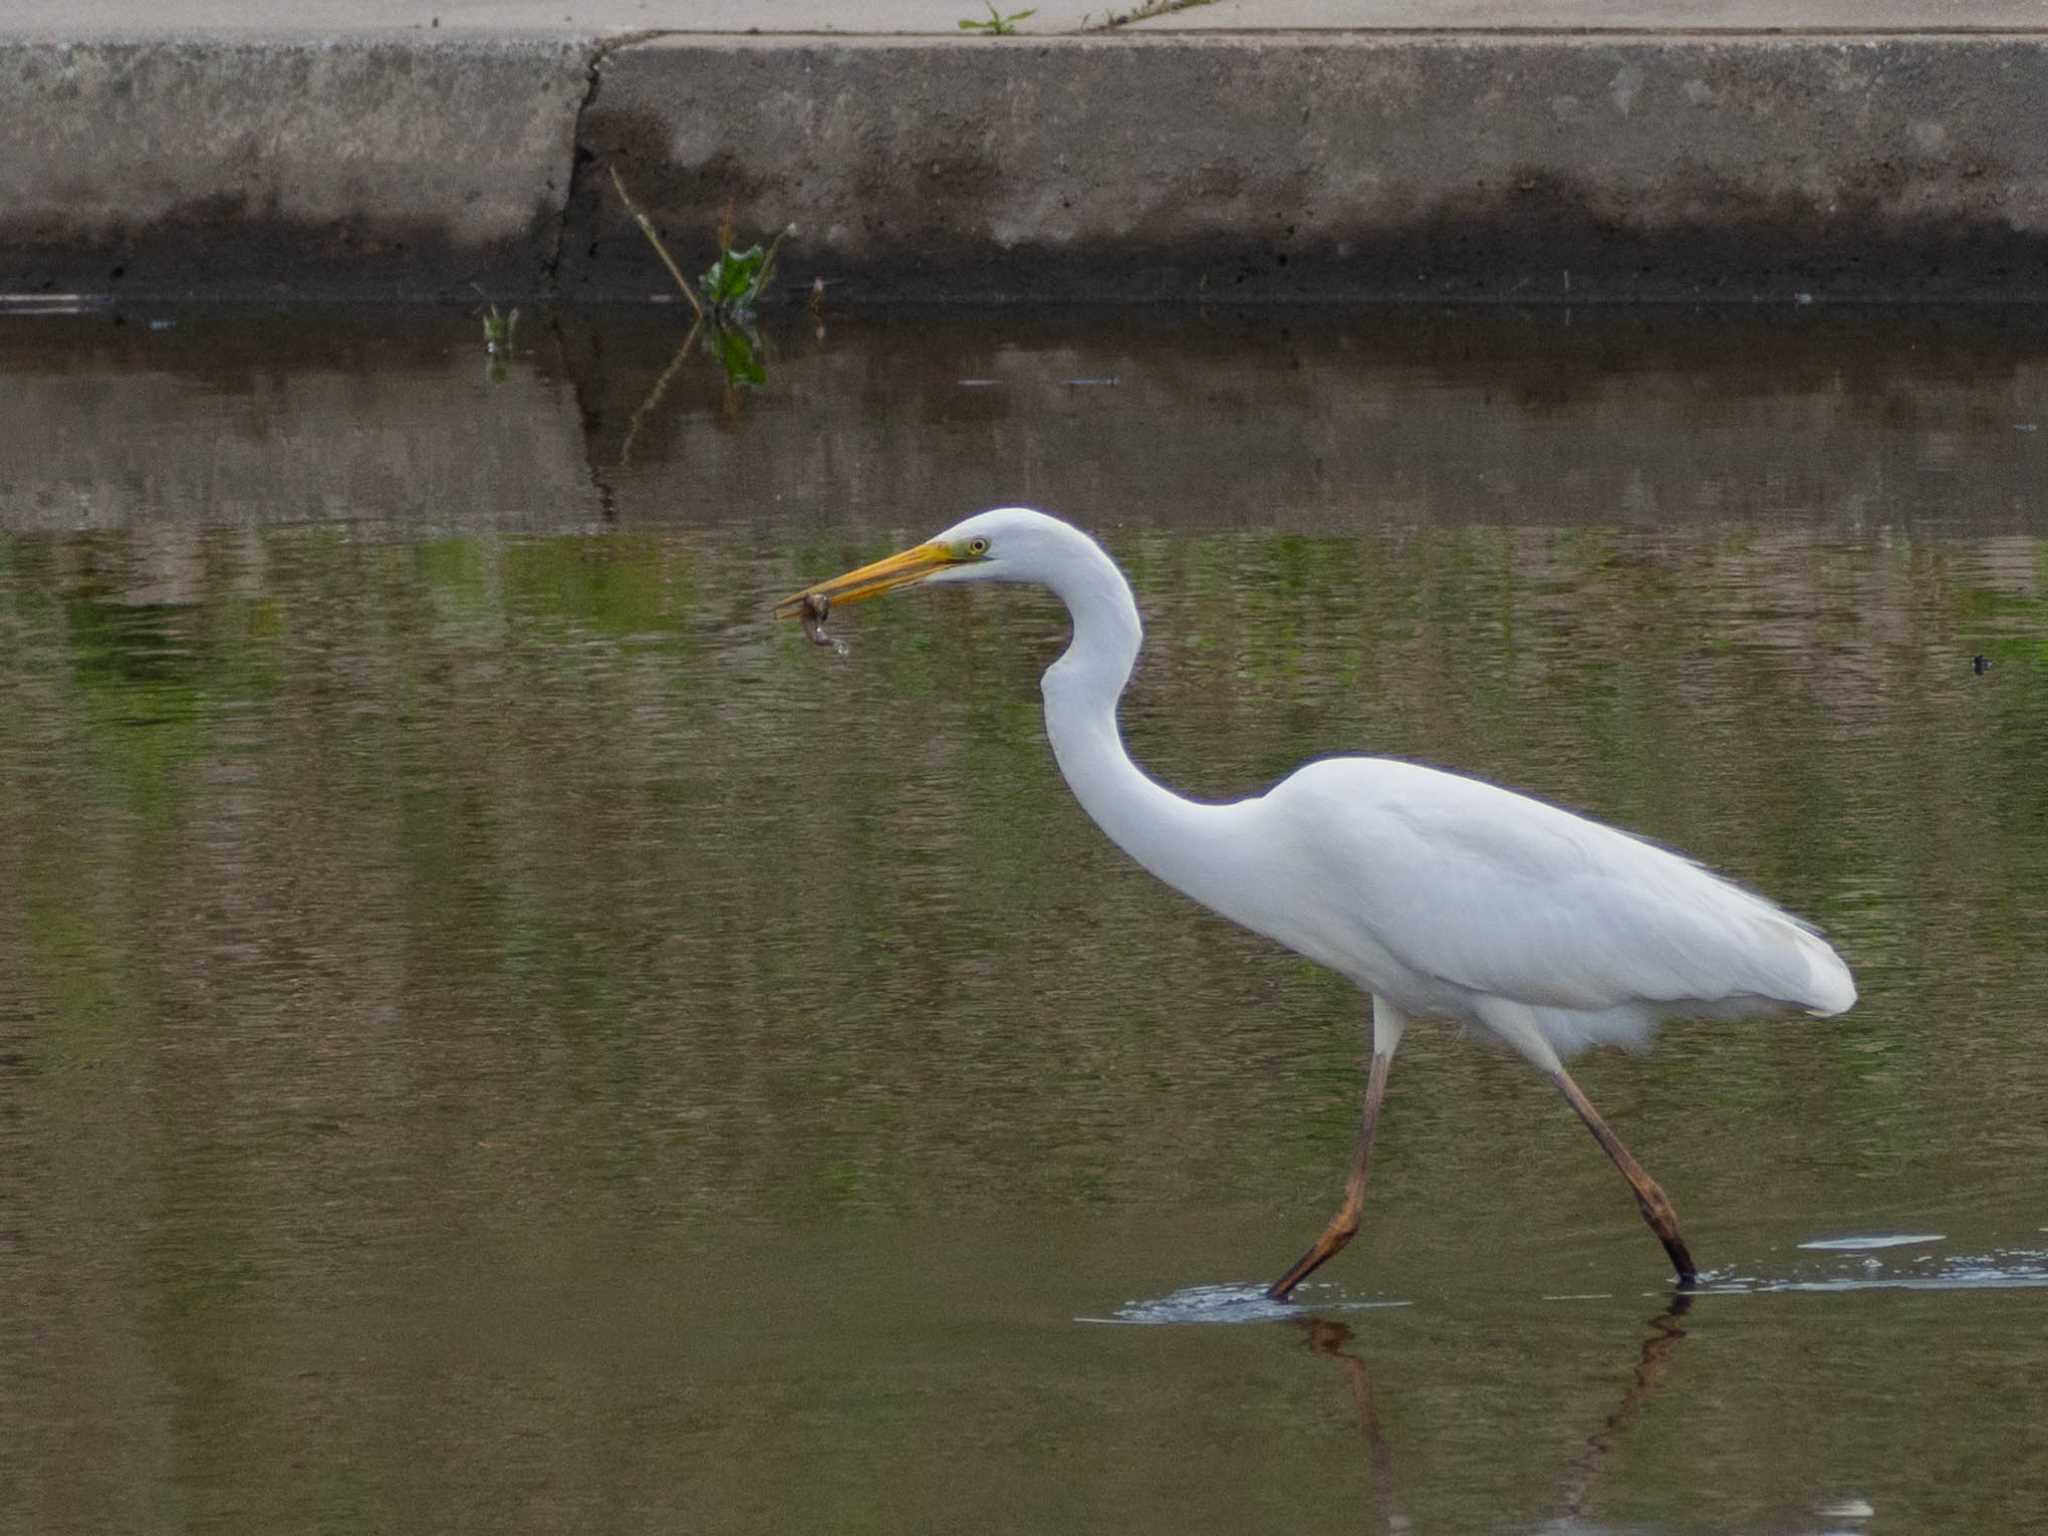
[[1269, 757, 1851, 1016]]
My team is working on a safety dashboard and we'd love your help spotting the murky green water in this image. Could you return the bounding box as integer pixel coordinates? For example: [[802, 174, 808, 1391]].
[[3, 307, 2046, 1534]]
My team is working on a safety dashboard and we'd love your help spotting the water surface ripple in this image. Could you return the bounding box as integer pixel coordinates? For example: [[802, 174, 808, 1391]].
[[3, 306, 2046, 1536]]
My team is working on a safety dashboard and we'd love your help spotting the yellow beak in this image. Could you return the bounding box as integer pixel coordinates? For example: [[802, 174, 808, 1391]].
[[774, 540, 959, 621]]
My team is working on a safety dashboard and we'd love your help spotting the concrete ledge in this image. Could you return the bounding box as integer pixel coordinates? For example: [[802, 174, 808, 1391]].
[[0, 35, 596, 301], [569, 34, 2048, 303], [5, 28, 2048, 303]]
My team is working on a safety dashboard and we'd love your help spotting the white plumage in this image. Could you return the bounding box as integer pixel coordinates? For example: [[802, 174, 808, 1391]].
[[1260, 756, 1855, 1054], [780, 507, 1857, 1296]]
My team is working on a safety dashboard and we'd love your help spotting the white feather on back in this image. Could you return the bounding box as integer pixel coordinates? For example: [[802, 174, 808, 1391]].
[[1245, 756, 1854, 1056]]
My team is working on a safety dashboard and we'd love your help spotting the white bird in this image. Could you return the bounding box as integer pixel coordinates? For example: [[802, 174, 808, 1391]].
[[777, 509, 1856, 1298]]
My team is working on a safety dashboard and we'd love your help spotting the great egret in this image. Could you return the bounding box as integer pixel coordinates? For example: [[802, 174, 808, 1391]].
[[777, 509, 1856, 1298]]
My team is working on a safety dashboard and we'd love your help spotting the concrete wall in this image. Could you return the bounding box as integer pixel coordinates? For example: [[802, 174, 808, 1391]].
[[568, 36, 2048, 303], [5, 32, 2047, 302], [0, 36, 593, 302]]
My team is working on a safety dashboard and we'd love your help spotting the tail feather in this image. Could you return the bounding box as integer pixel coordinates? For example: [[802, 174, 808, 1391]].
[[1788, 922, 1856, 1016]]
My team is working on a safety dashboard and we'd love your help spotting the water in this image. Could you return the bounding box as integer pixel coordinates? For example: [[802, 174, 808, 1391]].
[[3, 305, 2046, 1534]]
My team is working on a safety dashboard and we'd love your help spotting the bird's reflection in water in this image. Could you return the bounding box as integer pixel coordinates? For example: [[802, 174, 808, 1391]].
[[1293, 1295, 1694, 1535], [1556, 1295, 1692, 1523], [1294, 1316, 1405, 1533]]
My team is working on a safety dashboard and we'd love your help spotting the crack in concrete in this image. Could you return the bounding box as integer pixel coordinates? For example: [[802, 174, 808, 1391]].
[[547, 28, 678, 295]]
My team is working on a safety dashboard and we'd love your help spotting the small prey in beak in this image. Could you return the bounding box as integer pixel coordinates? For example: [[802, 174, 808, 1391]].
[[798, 591, 835, 647], [775, 539, 965, 651]]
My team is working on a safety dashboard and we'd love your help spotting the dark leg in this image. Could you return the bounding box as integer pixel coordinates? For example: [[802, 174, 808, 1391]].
[[1267, 1050, 1393, 1301], [1552, 1067, 1698, 1285]]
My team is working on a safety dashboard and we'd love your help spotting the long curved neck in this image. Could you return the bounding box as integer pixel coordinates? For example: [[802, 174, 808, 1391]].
[[1038, 539, 1250, 903]]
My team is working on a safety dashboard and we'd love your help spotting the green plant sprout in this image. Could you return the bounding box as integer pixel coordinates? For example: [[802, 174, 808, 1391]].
[[471, 289, 521, 382], [698, 197, 791, 324], [960, 3, 1036, 34], [480, 304, 517, 354], [608, 167, 790, 325], [700, 245, 774, 315], [608, 170, 793, 460], [1091, 0, 1211, 26]]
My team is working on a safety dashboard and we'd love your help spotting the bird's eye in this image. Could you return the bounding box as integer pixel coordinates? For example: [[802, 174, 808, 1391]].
[[966, 537, 990, 557]]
